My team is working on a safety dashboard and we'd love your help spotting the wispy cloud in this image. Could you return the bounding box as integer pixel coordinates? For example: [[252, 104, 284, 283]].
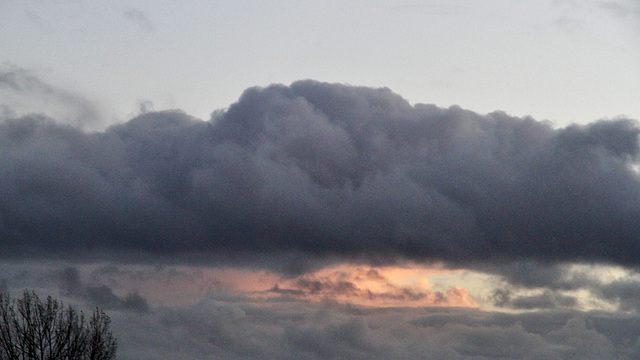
[[389, 2, 469, 15], [123, 8, 155, 32], [0, 65, 102, 128], [598, 1, 640, 19]]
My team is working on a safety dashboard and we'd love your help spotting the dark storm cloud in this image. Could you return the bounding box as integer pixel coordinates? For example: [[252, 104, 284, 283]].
[[1, 80, 640, 273]]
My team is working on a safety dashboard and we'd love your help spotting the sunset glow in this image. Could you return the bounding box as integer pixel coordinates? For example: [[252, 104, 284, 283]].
[[2, 1, 640, 358], [270, 265, 478, 307], [84, 263, 477, 308]]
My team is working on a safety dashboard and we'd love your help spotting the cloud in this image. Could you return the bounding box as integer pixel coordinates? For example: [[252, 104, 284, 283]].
[[490, 289, 577, 310], [53, 266, 149, 312], [270, 265, 477, 307], [3, 261, 640, 359], [1, 80, 640, 276], [85, 285, 149, 312], [598, 1, 640, 19], [122, 8, 155, 32], [389, 2, 469, 15], [107, 297, 640, 360], [0, 65, 102, 128], [477, 261, 597, 294], [598, 278, 640, 312], [0, 262, 150, 313], [479, 262, 640, 313]]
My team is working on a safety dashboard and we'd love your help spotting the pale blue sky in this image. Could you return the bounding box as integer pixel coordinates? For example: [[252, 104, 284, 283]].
[[1, 0, 639, 127]]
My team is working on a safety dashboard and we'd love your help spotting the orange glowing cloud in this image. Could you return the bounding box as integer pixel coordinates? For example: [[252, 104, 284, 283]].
[[87, 263, 477, 308], [270, 264, 478, 308]]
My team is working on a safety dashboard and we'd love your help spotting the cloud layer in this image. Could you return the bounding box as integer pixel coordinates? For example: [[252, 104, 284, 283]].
[[110, 297, 640, 360], [3, 260, 640, 359], [1, 80, 639, 273]]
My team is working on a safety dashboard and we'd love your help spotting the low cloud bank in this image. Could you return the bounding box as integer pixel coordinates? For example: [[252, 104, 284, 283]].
[[111, 297, 640, 360], [3, 262, 640, 359]]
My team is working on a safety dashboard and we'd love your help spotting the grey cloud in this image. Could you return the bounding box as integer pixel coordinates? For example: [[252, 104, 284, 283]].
[[482, 262, 572, 290], [484, 263, 640, 313], [0, 263, 149, 313], [477, 262, 597, 294], [59, 266, 83, 296], [3, 262, 640, 360], [599, 1, 640, 19], [271, 273, 468, 305], [0, 66, 102, 128], [390, 3, 470, 15], [85, 285, 149, 313], [598, 278, 640, 312], [1, 80, 640, 274], [110, 297, 640, 360], [123, 8, 155, 32], [490, 289, 578, 310], [0, 67, 43, 92], [483, 262, 640, 311], [53, 266, 149, 312]]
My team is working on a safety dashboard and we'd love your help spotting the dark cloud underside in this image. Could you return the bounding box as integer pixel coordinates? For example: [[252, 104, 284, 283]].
[[1, 80, 639, 272], [112, 300, 640, 360]]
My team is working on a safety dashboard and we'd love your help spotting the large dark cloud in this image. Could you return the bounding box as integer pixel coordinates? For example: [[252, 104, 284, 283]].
[[1, 80, 639, 272]]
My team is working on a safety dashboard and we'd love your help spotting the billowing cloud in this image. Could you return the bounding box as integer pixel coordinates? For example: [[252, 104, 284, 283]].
[[1, 80, 639, 275]]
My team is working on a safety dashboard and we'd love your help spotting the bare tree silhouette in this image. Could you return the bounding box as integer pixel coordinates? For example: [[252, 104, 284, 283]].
[[0, 290, 117, 360]]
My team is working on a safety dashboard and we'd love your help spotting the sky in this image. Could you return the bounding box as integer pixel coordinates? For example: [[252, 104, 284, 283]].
[[1, 1, 640, 359]]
